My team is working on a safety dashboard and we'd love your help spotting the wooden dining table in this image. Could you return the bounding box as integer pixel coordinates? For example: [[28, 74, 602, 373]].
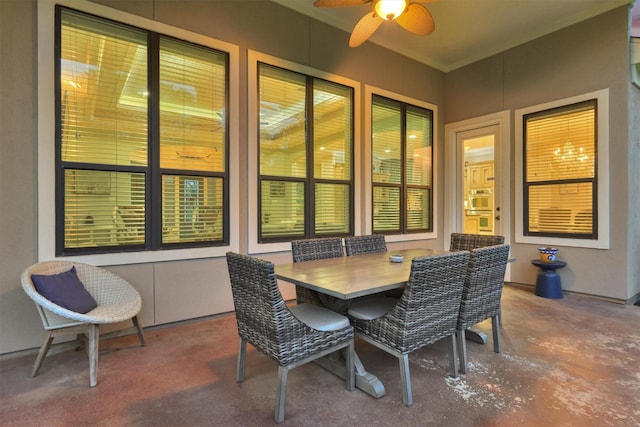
[[275, 247, 448, 398]]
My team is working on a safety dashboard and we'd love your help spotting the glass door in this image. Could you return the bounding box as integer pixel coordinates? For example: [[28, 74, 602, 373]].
[[457, 126, 500, 236]]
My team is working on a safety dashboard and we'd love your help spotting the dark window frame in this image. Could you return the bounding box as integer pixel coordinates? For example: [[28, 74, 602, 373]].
[[523, 99, 598, 240], [371, 94, 434, 235], [256, 63, 355, 243], [55, 6, 230, 256]]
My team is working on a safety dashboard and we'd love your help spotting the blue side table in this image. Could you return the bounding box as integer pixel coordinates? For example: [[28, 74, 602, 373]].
[[531, 260, 567, 299]]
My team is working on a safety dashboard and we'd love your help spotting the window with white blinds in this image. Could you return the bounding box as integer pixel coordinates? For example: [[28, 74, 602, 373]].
[[57, 7, 228, 254], [524, 100, 596, 238], [371, 95, 433, 234], [258, 63, 353, 241]]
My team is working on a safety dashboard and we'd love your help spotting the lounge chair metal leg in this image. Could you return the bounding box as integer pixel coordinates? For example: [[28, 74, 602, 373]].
[[399, 354, 412, 406], [132, 316, 146, 346], [276, 366, 288, 423], [236, 338, 246, 383], [31, 332, 54, 378]]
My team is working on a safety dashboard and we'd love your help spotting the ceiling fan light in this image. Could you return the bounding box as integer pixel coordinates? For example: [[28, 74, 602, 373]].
[[374, 0, 407, 21]]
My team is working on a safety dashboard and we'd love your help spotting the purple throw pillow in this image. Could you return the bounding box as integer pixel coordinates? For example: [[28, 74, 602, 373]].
[[31, 266, 98, 314]]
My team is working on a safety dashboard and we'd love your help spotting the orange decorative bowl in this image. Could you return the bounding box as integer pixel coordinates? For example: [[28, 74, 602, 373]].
[[538, 247, 558, 262]]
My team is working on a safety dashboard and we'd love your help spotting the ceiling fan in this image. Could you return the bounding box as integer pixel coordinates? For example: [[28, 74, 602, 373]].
[[313, 0, 435, 47]]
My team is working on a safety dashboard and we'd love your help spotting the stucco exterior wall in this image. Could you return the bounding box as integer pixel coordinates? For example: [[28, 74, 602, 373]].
[[445, 7, 636, 300]]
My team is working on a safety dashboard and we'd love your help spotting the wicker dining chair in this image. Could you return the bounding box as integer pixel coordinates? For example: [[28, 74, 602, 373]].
[[344, 234, 387, 256], [450, 233, 506, 324], [226, 252, 355, 423], [21, 260, 145, 387], [344, 234, 401, 298], [291, 237, 345, 305], [348, 251, 470, 406], [456, 244, 511, 374], [449, 233, 504, 251]]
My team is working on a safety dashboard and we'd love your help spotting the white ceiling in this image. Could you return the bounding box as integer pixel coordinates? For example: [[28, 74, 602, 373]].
[[272, 0, 633, 72]]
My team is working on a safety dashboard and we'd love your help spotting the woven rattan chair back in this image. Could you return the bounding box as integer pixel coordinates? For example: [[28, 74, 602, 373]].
[[449, 233, 504, 251], [21, 260, 145, 387], [291, 237, 344, 262], [228, 252, 307, 363], [350, 250, 470, 406], [291, 237, 344, 305], [344, 234, 387, 256], [456, 244, 511, 373], [226, 252, 354, 423]]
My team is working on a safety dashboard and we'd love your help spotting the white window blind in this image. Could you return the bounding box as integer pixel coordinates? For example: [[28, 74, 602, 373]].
[[162, 175, 223, 243]]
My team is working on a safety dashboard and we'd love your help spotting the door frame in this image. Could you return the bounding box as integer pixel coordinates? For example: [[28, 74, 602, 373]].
[[444, 110, 512, 278]]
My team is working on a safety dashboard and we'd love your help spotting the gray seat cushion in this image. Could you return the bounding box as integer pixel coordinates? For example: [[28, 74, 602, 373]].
[[289, 303, 350, 331], [347, 297, 399, 320]]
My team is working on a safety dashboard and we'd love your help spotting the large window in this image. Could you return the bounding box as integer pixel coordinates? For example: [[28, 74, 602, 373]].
[[515, 89, 609, 249], [257, 63, 354, 242], [57, 7, 228, 255], [371, 95, 433, 234], [523, 100, 596, 239]]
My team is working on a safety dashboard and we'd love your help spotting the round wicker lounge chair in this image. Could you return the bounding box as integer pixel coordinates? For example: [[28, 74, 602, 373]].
[[21, 260, 145, 387]]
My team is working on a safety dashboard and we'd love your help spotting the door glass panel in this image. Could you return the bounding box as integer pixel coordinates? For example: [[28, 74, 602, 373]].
[[463, 134, 495, 235]]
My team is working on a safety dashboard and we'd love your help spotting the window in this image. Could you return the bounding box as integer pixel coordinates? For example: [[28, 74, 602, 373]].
[[257, 63, 354, 242], [57, 7, 228, 255], [523, 101, 596, 238], [371, 95, 433, 234], [515, 89, 609, 249]]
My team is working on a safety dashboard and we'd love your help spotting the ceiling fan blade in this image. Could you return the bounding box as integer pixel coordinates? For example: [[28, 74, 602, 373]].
[[349, 12, 383, 47], [313, 0, 371, 7], [396, 3, 435, 36]]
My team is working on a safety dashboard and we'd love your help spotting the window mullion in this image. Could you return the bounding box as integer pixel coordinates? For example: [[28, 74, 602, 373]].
[[148, 32, 161, 249], [401, 104, 407, 233], [306, 77, 314, 238]]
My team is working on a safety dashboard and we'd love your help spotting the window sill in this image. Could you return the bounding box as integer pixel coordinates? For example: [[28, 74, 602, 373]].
[[49, 245, 236, 266]]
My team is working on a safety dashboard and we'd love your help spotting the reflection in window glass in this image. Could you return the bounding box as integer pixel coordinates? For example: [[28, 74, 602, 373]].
[[60, 11, 148, 166], [315, 183, 350, 235], [260, 180, 305, 238], [259, 66, 306, 179], [162, 175, 223, 243], [64, 170, 146, 248], [314, 80, 352, 181], [159, 38, 226, 173], [406, 107, 432, 186], [407, 188, 430, 230], [373, 187, 400, 232]]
